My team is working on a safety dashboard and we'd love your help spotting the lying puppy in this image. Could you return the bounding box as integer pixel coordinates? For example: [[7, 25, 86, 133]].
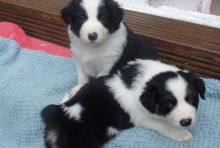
[[42, 59, 205, 148], [61, 0, 158, 102]]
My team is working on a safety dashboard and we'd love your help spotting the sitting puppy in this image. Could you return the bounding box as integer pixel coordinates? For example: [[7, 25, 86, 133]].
[[42, 59, 205, 148], [60, 0, 158, 102]]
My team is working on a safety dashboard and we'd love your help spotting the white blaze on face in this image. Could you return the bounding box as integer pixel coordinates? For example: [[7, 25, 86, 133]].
[[80, 0, 109, 44], [165, 76, 197, 128]]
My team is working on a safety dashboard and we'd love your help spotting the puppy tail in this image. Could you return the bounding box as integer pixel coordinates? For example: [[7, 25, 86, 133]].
[[41, 104, 62, 127]]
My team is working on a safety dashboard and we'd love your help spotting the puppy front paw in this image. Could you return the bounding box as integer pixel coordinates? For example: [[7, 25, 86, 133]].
[[70, 85, 81, 96], [168, 129, 192, 141], [61, 84, 83, 104]]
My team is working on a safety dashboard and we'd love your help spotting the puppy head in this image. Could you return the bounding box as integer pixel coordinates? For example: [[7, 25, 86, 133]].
[[61, 0, 123, 44], [140, 71, 205, 128]]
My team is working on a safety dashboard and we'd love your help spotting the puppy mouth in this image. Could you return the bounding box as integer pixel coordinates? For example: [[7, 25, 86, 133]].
[[88, 39, 104, 46], [80, 39, 98, 45], [88, 41, 99, 46], [90, 41, 97, 44]]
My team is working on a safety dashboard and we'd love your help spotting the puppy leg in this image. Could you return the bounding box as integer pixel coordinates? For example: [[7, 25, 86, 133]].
[[141, 119, 192, 141], [61, 63, 89, 103], [61, 84, 84, 103]]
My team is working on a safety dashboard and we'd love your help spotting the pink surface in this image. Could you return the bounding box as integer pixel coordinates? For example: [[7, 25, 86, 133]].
[[0, 22, 72, 58]]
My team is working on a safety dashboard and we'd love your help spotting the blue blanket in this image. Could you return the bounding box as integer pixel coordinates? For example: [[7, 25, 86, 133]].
[[0, 38, 219, 148]]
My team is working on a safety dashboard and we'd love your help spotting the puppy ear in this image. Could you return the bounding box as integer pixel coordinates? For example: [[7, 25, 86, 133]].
[[61, 6, 71, 24], [107, 0, 124, 28], [179, 71, 206, 100], [195, 78, 206, 99], [140, 84, 157, 113]]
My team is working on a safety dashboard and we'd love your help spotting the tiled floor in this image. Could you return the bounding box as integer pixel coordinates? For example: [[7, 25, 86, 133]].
[[211, 0, 220, 15]]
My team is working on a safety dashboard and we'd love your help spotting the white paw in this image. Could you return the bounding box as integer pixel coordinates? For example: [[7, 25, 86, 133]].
[[168, 130, 192, 141]]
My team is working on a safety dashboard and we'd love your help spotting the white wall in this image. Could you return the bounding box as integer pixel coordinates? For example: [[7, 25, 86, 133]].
[[116, 0, 220, 28]]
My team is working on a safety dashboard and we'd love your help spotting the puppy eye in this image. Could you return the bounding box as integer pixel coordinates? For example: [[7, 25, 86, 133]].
[[186, 94, 199, 107], [186, 96, 195, 103], [100, 14, 109, 20], [101, 15, 107, 20], [78, 14, 87, 21], [165, 99, 176, 109]]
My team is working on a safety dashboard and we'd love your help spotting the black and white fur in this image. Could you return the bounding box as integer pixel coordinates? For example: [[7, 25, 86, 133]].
[[42, 59, 205, 148], [61, 0, 158, 102]]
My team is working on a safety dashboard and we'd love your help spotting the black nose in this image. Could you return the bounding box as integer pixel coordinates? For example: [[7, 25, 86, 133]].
[[88, 32, 98, 41], [180, 118, 192, 127]]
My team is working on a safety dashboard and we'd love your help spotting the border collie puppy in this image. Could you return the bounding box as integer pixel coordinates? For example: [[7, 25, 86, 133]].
[[42, 59, 205, 148], [60, 0, 158, 102]]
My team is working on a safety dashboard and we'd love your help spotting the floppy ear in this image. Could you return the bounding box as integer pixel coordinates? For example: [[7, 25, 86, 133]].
[[140, 84, 157, 113], [179, 71, 206, 100], [195, 78, 206, 99], [61, 6, 71, 24], [107, 0, 124, 30], [111, 1, 123, 24]]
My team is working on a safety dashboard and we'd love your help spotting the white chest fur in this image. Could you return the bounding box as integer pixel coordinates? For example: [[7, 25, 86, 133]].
[[68, 23, 127, 78]]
